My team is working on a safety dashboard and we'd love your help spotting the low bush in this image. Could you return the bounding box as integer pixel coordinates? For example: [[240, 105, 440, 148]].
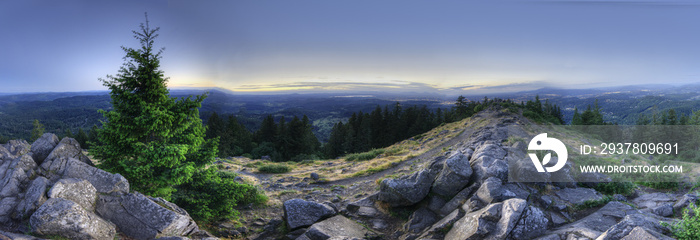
[[634, 171, 680, 190], [593, 182, 636, 195], [345, 148, 385, 161], [257, 164, 291, 173], [665, 203, 700, 240], [573, 195, 613, 211], [173, 168, 267, 222], [218, 171, 238, 179]]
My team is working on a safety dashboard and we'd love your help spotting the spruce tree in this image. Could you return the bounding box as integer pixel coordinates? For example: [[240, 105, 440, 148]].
[[92, 16, 217, 198], [30, 119, 44, 142], [75, 128, 89, 148], [87, 124, 99, 148]]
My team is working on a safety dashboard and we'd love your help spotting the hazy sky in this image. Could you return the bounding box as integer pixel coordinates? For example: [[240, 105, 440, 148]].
[[2, 0, 700, 94]]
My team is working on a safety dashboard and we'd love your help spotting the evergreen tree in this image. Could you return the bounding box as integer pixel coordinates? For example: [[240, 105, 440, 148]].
[[324, 122, 346, 158], [227, 115, 253, 155], [87, 124, 99, 149], [64, 128, 73, 139], [30, 119, 44, 142], [255, 115, 277, 144], [205, 112, 224, 139], [275, 116, 289, 161], [300, 115, 320, 155], [454, 95, 469, 119], [91, 16, 217, 198], [369, 106, 384, 148], [75, 128, 89, 149]]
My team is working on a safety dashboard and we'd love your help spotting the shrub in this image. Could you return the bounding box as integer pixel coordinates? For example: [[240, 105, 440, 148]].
[[218, 171, 238, 179], [345, 149, 385, 161], [573, 195, 613, 211], [173, 168, 267, 222], [666, 203, 700, 240], [635, 171, 680, 190], [257, 164, 290, 173], [92, 18, 217, 198], [593, 182, 636, 195]]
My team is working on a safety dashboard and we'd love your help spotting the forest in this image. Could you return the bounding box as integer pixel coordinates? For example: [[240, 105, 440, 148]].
[[205, 95, 565, 161]]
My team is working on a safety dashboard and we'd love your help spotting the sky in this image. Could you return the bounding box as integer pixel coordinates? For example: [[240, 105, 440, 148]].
[[2, 0, 700, 94]]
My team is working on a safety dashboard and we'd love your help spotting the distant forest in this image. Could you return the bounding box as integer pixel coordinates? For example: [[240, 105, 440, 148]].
[[0, 92, 566, 163], [206, 95, 564, 161]]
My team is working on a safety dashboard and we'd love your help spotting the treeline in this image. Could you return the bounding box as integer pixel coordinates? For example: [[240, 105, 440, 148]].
[[8, 119, 100, 149], [322, 104, 443, 159], [634, 108, 699, 161], [571, 99, 606, 125], [205, 112, 321, 162], [323, 95, 565, 159]]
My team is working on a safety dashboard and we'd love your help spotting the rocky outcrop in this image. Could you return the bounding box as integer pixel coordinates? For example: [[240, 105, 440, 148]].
[[283, 198, 337, 230], [0, 135, 204, 240], [278, 111, 683, 240]]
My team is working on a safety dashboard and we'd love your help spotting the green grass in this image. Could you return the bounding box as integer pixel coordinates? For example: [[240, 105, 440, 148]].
[[592, 182, 636, 195], [634, 171, 681, 190], [257, 164, 291, 173], [345, 148, 386, 161], [244, 161, 264, 168], [573, 195, 614, 211]]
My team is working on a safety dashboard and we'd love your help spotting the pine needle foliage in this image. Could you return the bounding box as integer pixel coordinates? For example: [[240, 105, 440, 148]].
[[91, 15, 218, 198]]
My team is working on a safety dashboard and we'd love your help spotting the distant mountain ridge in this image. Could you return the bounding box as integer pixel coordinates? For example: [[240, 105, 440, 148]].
[[2, 83, 700, 141]]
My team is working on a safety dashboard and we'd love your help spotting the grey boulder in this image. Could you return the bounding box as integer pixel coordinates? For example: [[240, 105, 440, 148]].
[[554, 187, 603, 205], [16, 176, 48, 219], [3, 139, 31, 158], [42, 157, 129, 194], [284, 198, 337, 230], [652, 204, 674, 217], [48, 178, 97, 211], [30, 133, 59, 165], [378, 170, 434, 207], [301, 215, 377, 240], [45, 137, 92, 166], [403, 207, 438, 234], [445, 198, 531, 240], [620, 226, 675, 240], [510, 206, 548, 240], [96, 192, 198, 240], [431, 152, 472, 198], [673, 194, 698, 215], [30, 198, 116, 240], [475, 177, 516, 204], [597, 213, 671, 240], [469, 155, 508, 184], [536, 201, 636, 239]]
